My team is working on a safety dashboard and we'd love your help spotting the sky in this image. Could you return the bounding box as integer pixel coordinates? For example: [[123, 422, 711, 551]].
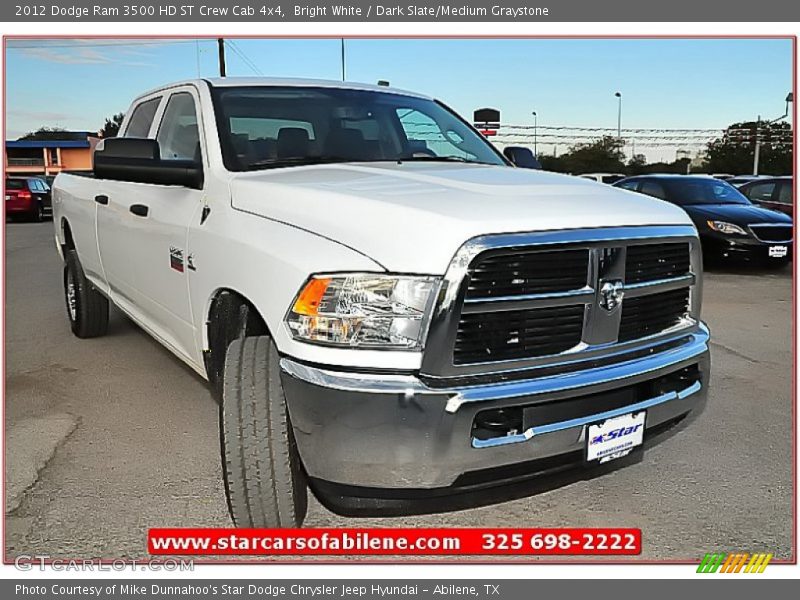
[[3, 37, 794, 162]]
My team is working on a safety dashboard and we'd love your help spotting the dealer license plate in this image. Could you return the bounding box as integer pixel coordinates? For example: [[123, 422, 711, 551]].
[[769, 245, 788, 258], [586, 411, 645, 463]]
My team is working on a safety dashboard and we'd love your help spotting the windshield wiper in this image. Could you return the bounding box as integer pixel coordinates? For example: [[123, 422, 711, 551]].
[[396, 155, 493, 165], [244, 156, 352, 171]]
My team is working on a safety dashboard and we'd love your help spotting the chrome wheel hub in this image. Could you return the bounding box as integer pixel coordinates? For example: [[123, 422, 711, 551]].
[[66, 270, 77, 321]]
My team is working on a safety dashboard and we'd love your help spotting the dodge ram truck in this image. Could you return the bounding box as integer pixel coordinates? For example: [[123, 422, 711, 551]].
[[53, 78, 711, 527]]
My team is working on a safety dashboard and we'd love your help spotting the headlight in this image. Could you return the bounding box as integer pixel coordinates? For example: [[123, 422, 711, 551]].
[[707, 220, 748, 235], [286, 274, 440, 349]]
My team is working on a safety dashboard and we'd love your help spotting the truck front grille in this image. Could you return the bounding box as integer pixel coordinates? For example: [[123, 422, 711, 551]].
[[454, 305, 585, 364], [618, 288, 690, 342], [625, 242, 690, 284], [447, 235, 696, 367], [465, 248, 589, 299]]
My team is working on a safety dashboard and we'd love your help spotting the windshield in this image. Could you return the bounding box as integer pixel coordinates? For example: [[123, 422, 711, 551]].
[[211, 86, 507, 171], [665, 178, 751, 206]]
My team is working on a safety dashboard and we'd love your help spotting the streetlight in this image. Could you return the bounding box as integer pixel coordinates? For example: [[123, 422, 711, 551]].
[[614, 92, 622, 139], [531, 111, 538, 157]]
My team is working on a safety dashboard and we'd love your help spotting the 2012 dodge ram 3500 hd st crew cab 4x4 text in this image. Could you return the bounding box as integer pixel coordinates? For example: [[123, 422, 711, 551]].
[[53, 78, 711, 527]]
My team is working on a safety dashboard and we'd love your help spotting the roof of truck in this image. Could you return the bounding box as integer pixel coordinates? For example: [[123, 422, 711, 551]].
[[140, 77, 430, 100]]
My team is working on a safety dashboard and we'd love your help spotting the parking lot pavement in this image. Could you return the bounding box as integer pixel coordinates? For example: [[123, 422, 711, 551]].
[[3, 222, 794, 561]]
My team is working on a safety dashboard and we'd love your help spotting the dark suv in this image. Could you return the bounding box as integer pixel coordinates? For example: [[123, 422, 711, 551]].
[[5, 177, 52, 222], [614, 175, 792, 266]]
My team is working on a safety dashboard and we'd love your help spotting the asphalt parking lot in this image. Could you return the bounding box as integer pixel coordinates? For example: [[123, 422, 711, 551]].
[[3, 221, 794, 561]]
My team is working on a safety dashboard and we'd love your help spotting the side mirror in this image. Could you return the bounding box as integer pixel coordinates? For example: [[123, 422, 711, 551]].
[[503, 146, 542, 170], [94, 138, 203, 189]]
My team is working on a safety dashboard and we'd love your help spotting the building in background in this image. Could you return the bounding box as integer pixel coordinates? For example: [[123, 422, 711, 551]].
[[4, 132, 100, 179]]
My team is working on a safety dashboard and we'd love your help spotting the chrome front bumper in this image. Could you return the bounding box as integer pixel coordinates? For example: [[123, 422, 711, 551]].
[[280, 324, 711, 491]]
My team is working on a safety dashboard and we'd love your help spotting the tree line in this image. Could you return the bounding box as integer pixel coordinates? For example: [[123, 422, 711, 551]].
[[537, 121, 792, 176]]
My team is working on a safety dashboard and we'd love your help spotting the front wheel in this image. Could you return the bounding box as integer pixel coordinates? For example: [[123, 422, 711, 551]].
[[220, 335, 308, 527]]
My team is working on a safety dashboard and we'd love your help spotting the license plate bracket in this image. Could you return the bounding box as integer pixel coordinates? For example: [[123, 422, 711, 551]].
[[769, 245, 788, 259], [586, 411, 646, 464]]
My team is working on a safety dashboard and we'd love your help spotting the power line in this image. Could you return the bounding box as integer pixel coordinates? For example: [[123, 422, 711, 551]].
[[225, 40, 264, 76]]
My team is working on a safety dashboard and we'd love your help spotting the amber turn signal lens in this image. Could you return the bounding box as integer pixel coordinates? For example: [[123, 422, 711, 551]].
[[292, 277, 332, 316]]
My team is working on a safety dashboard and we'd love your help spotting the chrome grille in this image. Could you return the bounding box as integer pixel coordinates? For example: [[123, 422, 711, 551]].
[[431, 227, 700, 375], [625, 242, 690, 284], [466, 248, 589, 299], [454, 305, 585, 364], [619, 288, 690, 342]]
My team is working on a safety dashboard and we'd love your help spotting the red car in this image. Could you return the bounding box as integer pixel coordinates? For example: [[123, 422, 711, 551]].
[[4, 177, 52, 222], [738, 176, 793, 217]]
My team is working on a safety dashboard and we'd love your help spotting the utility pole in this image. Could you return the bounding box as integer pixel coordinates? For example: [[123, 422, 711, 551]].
[[752, 115, 761, 176], [614, 92, 622, 139], [341, 38, 346, 81], [217, 38, 226, 77], [531, 111, 538, 157], [753, 93, 793, 175]]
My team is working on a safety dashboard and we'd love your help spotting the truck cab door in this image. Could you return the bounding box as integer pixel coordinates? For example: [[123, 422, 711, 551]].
[[96, 88, 205, 367]]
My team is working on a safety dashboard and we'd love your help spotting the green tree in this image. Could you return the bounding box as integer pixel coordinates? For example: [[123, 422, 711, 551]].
[[538, 154, 567, 172], [100, 112, 125, 138], [18, 127, 75, 141], [705, 121, 792, 175], [626, 153, 647, 175], [557, 136, 627, 174]]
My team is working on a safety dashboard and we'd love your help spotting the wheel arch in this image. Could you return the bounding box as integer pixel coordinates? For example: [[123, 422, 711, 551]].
[[203, 286, 272, 397], [61, 217, 75, 252]]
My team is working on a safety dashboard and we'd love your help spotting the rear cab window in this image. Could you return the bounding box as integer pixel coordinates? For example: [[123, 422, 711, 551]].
[[123, 96, 162, 138], [156, 91, 202, 161]]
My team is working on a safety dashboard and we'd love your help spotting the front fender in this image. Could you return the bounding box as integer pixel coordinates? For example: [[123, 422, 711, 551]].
[[188, 208, 427, 372]]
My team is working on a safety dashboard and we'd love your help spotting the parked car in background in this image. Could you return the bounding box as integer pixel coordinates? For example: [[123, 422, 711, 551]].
[[726, 175, 767, 188], [502, 146, 542, 169], [614, 174, 792, 266], [579, 173, 626, 184], [4, 176, 52, 222], [738, 176, 793, 217]]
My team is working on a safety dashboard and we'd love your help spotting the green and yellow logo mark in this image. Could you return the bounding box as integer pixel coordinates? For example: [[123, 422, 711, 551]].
[[697, 552, 773, 573]]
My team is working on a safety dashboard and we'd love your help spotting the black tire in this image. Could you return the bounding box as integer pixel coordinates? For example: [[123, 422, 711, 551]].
[[64, 249, 109, 338], [220, 336, 308, 527], [32, 202, 44, 223]]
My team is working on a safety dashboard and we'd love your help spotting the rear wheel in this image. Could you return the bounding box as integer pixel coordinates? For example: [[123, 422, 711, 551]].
[[220, 335, 308, 527], [32, 202, 44, 223], [64, 249, 109, 338]]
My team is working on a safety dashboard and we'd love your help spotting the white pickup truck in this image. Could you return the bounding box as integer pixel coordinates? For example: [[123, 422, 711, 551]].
[[53, 78, 710, 527]]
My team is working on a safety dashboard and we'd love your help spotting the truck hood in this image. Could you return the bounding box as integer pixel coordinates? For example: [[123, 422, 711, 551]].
[[230, 162, 693, 274]]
